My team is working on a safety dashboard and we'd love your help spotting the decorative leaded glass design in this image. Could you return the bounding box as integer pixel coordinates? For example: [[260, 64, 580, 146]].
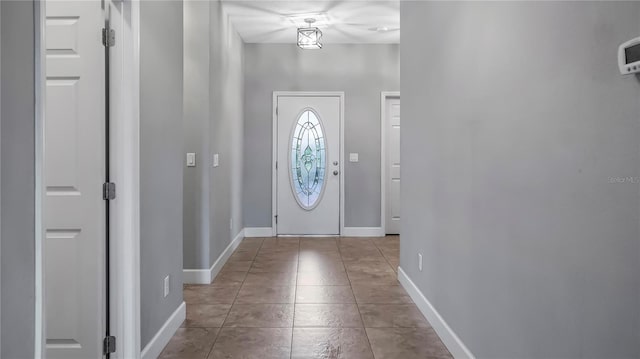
[[290, 109, 327, 210]]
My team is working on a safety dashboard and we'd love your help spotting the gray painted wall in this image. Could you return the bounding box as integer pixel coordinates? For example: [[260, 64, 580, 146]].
[[1, 0, 3, 351], [400, 2, 640, 358], [183, 0, 211, 270], [1, 1, 36, 358], [243, 44, 399, 228], [183, 0, 245, 271], [209, 0, 245, 266], [140, 0, 184, 348]]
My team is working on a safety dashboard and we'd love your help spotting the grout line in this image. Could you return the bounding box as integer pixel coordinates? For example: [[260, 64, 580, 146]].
[[192, 236, 400, 359], [337, 238, 377, 358], [290, 237, 301, 359], [371, 235, 397, 272], [206, 236, 264, 357]]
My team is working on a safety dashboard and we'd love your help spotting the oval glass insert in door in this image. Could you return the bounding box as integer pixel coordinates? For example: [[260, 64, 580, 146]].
[[289, 109, 327, 210]]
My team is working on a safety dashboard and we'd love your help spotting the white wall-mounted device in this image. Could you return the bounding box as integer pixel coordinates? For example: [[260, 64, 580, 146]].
[[619, 37, 640, 75], [186, 153, 196, 167]]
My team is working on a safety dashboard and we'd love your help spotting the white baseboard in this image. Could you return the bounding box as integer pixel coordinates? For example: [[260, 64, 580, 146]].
[[182, 267, 211, 285], [183, 229, 245, 284], [342, 227, 385, 237], [397, 267, 475, 359], [141, 301, 186, 359], [244, 227, 273, 237]]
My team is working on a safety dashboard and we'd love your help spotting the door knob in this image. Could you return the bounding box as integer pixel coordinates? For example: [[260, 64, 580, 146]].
[[333, 170, 339, 176]]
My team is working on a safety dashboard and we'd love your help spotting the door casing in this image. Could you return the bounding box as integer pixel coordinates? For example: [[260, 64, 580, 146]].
[[272, 92, 345, 236], [381, 91, 400, 235]]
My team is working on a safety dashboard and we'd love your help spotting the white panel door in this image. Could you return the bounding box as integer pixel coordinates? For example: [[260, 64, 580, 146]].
[[277, 96, 341, 235], [385, 97, 401, 234], [45, 1, 105, 358]]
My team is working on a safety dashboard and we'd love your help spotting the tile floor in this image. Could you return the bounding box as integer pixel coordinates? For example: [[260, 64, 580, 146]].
[[159, 236, 452, 359]]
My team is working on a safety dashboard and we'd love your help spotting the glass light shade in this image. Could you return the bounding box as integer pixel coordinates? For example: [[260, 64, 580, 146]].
[[297, 27, 323, 49]]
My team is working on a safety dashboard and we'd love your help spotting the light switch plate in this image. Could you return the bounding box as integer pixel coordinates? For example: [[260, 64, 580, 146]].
[[163, 275, 170, 298], [186, 153, 196, 167], [349, 153, 359, 162], [213, 154, 219, 167]]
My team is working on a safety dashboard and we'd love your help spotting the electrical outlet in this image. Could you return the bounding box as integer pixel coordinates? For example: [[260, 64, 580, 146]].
[[164, 275, 170, 298], [418, 253, 423, 272], [213, 153, 219, 167]]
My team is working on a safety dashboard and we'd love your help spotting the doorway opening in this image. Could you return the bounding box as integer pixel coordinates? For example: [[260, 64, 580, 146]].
[[381, 92, 400, 235]]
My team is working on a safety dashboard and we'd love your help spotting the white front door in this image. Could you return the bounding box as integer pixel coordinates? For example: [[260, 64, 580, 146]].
[[45, 1, 106, 358], [385, 96, 401, 234], [276, 95, 341, 235]]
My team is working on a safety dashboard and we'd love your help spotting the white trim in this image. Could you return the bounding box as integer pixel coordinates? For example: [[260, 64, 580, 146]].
[[342, 227, 385, 237], [182, 268, 211, 285], [34, 1, 47, 357], [272, 91, 345, 236], [271, 95, 278, 237], [109, 1, 141, 358], [244, 227, 273, 237], [397, 267, 476, 359], [140, 301, 186, 359], [0, 2, 2, 352], [380, 91, 400, 235], [183, 229, 245, 284]]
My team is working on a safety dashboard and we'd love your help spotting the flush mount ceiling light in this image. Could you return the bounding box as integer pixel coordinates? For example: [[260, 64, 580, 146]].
[[297, 18, 323, 50], [287, 13, 330, 28], [369, 26, 390, 32]]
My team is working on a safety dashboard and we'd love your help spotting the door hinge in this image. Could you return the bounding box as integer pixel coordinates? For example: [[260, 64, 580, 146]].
[[102, 27, 115, 47], [276, 161, 278, 170], [103, 182, 116, 200], [275, 215, 278, 224], [103, 336, 116, 355], [276, 107, 278, 115]]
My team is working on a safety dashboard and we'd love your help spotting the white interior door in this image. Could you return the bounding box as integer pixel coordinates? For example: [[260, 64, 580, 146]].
[[385, 96, 401, 234], [45, 1, 106, 358], [276, 95, 341, 235]]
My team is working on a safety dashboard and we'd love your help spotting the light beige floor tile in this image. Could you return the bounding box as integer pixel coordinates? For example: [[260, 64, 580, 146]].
[[295, 286, 355, 304], [352, 285, 413, 304], [346, 269, 399, 286], [249, 259, 298, 273], [291, 328, 374, 359], [183, 304, 232, 328], [211, 271, 247, 286], [297, 271, 350, 286], [183, 285, 240, 305], [159, 328, 219, 359], [243, 271, 297, 286], [223, 304, 294, 327], [235, 285, 295, 304], [208, 328, 292, 359], [220, 260, 253, 273], [294, 304, 363, 328], [359, 304, 431, 328], [366, 327, 452, 359], [164, 236, 453, 359]]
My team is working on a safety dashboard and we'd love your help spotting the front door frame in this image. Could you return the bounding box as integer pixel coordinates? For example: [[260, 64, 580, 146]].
[[380, 91, 400, 235], [34, 1, 141, 358], [272, 91, 345, 236]]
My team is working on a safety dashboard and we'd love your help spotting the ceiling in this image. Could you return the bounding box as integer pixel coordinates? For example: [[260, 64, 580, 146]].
[[221, 1, 400, 44]]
